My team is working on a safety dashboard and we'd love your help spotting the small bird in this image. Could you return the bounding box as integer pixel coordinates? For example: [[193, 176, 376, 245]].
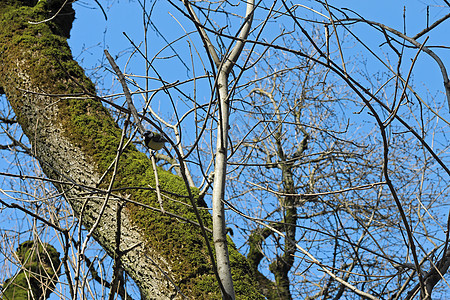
[[143, 131, 168, 150]]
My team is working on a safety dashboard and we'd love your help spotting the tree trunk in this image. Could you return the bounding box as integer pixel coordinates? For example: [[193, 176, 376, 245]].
[[0, 1, 267, 298]]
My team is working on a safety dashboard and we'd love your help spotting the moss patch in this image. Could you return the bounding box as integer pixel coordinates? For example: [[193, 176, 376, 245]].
[[2, 241, 60, 300], [0, 1, 266, 298]]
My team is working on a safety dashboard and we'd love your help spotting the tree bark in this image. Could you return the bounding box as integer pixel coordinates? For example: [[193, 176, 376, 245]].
[[0, 1, 267, 298]]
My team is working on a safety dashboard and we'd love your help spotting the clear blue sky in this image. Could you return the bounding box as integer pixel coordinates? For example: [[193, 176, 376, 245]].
[[69, 0, 450, 113], [12, 1, 450, 299], [1, 1, 449, 299]]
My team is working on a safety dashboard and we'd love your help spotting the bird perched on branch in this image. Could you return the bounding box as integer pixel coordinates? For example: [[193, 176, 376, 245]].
[[143, 131, 168, 151]]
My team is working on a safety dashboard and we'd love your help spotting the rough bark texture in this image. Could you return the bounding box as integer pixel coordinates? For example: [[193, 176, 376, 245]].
[[0, 1, 266, 299]]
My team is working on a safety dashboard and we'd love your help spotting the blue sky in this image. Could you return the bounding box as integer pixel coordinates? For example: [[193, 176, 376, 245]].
[[2, 0, 450, 299], [69, 0, 450, 113], [66, 1, 450, 297]]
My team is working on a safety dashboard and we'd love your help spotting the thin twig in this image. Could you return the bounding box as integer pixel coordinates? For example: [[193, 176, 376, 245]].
[[413, 13, 450, 40], [104, 49, 166, 213], [247, 181, 387, 197]]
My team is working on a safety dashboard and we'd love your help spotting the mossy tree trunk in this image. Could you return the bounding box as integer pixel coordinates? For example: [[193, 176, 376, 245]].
[[2, 241, 60, 300], [0, 0, 271, 299]]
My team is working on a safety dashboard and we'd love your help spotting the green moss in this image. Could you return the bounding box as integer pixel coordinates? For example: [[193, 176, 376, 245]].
[[0, 1, 266, 298], [2, 241, 60, 300]]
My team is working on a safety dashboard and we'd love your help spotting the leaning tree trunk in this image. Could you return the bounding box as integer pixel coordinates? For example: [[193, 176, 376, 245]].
[[0, 1, 271, 298]]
